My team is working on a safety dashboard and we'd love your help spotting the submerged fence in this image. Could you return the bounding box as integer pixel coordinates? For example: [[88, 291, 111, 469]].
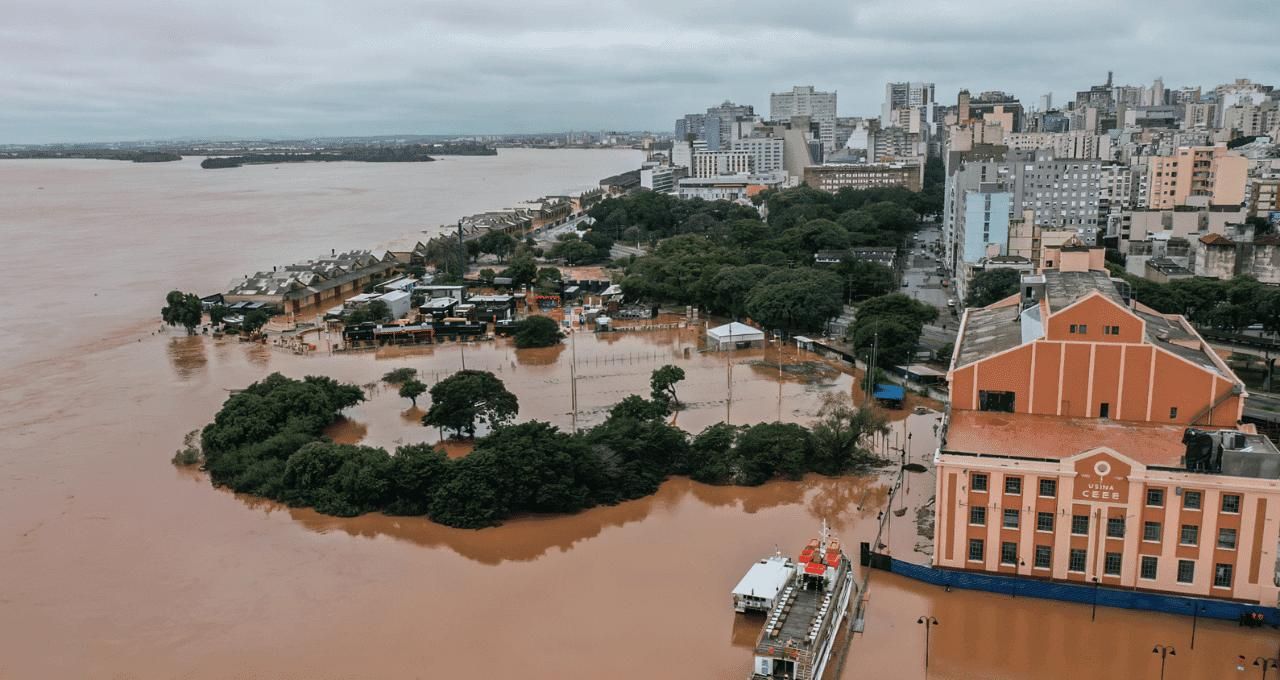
[[874, 554, 1279, 626]]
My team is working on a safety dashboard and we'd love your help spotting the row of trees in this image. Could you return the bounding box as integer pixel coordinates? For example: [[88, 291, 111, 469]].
[[197, 370, 889, 528], [846, 293, 940, 367], [1120, 274, 1280, 334], [162, 290, 270, 335], [591, 185, 932, 332]]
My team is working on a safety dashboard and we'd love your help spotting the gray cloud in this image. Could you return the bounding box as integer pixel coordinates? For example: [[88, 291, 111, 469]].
[[2, 0, 1277, 143]]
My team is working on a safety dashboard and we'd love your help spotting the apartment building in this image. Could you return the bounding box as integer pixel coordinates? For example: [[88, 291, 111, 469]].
[[691, 150, 752, 178], [1147, 146, 1248, 210], [935, 249, 1280, 605], [802, 163, 921, 193], [1011, 149, 1103, 228], [732, 137, 786, 174]]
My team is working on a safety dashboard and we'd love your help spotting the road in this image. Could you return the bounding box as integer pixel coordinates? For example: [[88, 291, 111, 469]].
[[900, 222, 959, 358]]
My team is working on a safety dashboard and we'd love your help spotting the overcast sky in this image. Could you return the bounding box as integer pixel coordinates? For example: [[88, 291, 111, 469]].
[[4, 0, 1278, 144]]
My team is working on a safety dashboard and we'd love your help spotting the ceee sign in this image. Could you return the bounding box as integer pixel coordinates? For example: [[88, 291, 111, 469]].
[[1072, 456, 1131, 504]]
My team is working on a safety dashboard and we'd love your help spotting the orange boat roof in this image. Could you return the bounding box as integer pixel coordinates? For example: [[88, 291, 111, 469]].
[[804, 562, 827, 576]]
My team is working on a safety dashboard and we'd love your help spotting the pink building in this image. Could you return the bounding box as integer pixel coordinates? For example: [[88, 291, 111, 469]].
[[934, 253, 1280, 605]]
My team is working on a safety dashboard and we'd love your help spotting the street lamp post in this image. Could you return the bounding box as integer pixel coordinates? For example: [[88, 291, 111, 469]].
[[1152, 645, 1176, 680], [917, 616, 939, 673], [1238, 655, 1280, 679], [1190, 603, 1204, 650], [1091, 577, 1100, 622]]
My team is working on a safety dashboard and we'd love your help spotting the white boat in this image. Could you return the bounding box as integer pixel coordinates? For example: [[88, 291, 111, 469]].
[[738, 525, 855, 680]]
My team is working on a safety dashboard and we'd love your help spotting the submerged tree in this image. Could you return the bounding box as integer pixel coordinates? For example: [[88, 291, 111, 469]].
[[649, 364, 686, 409], [513, 315, 563, 349], [161, 290, 203, 334], [398, 378, 427, 407], [807, 393, 889, 474], [422, 370, 519, 438]]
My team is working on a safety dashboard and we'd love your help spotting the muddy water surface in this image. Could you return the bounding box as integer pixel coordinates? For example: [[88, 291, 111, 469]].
[[1, 157, 1276, 680]]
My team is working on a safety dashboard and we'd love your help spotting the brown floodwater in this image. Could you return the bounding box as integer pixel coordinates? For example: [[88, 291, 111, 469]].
[[1, 157, 1275, 680]]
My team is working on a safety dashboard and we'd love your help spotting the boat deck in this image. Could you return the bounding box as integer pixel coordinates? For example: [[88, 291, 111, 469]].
[[759, 586, 824, 651]]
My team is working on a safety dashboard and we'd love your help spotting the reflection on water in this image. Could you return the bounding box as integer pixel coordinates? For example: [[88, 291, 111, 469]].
[[165, 335, 207, 379], [218, 474, 843, 566], [323, 416, 367, 445]]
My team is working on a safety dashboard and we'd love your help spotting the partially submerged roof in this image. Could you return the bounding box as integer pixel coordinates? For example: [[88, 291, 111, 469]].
[[707, 321, 764, 338]]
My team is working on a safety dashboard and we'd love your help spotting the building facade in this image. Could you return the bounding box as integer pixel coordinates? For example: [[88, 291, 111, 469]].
[[771, 86, 837, 150], [732, 137, 786, 174], [802, 163, 921, 193], [691, 150, 752, 178], [934, 252, 1280, 606]]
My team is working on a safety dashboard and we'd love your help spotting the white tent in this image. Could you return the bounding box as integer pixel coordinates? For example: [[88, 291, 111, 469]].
[[706, 321, 765, 350]]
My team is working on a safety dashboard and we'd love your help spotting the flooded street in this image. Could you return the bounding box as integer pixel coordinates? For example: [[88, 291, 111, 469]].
[[1, 157, 1276, 679]]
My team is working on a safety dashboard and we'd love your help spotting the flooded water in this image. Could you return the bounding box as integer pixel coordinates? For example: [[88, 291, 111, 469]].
[[1, 155, 1275, 679]]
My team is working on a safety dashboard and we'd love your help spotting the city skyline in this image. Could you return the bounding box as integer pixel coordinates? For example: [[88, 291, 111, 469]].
[[5, 0, 1279, 144]]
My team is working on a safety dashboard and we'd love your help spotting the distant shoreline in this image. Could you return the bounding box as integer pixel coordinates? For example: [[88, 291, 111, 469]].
[[200, 147, 437, 169], [1, 142, 501, 167]]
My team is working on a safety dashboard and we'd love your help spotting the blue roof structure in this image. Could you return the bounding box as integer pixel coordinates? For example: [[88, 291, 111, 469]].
[[873, 384, 905, 401]]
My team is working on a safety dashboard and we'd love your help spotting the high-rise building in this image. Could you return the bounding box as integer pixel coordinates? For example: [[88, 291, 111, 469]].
[[882, 82, 935, 128], [771, 86, 837, 151], [1010, 149, 1103, 228]]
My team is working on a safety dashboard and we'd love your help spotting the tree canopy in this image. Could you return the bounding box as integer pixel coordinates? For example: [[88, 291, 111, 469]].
[[161, 290, 203, 334], [649, 365, 686, 409], [193, 368, 898, 528], [513, 315, 563, 349], [422, 370, 519, 438], [599, 184, 929, 333], [965, 268, 1022, 308]]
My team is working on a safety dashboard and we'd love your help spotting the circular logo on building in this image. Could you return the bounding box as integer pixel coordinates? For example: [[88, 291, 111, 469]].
[[1093, 461, 1112, 477]]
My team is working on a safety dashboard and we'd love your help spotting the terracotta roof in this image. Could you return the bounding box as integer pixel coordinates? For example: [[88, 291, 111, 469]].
[[943, 410, 1196, 467], [1200, 233, 1234, 246]]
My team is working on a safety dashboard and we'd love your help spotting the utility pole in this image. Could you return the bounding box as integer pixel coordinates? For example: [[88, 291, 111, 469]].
[[725, 325, 734, 424], [570, 322, 579, 433]]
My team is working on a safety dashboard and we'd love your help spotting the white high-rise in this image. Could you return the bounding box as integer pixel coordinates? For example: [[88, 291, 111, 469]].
[[771, 86, 837, 150], [881, 82, 935, 127]]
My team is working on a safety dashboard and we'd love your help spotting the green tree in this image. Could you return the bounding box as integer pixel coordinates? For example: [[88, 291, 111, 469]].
[[965, 268, 1022, 308], [422, 370, 519, 438], [649, 364, 686, 409], [208, 304, 230, 326], [241, 309, 270, 335], [847, 317, 921, 367], [835, 260, 895, 301], [513, 315, 563, 348], [807, 393, 889, 474], [734, 422, 812, 485], [476, 231, 517, 261], [382, 367, 418, 385], [398, 378, 427, 406], [744, 269, 844, 332], [161, 290, 203, 334], [682, 423, 740, 484], [501, 252, 538, 286], [550, 238, 599, 265], [856, 293, 938, 328]]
